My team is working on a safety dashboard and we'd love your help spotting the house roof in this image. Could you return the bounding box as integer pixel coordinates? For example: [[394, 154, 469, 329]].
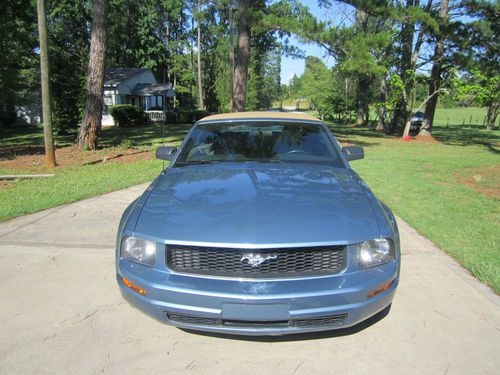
[[132, 83, 175, 97], [198, 111, 321, 123], [104, 68, 151, 87]]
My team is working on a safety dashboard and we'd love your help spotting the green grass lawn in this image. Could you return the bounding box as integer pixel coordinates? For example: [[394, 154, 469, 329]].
[[0, 123, 189, 218], [1, 109, 499, 292], [1, 159, 163, 219], [324, 108, 499, 293]]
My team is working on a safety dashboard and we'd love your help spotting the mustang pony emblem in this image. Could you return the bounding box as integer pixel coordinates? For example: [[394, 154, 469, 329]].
[[240, 253, 278, 268]]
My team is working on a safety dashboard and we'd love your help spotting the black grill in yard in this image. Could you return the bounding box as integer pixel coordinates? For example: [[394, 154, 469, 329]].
[[166, 244, 347, 278]]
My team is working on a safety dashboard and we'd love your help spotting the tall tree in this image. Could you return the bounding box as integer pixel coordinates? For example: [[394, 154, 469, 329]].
[[420, 0, 449, 136], [233, 0, 251, 111], [461, 0, 499, 130], [47, 1, 91, 134], [36, 0, 56, 167], [301, 56, 334, 119], [0, 0, 38, 122], [78, 0, 108, 150], [229, 0, 236, 111], [196, 0, 205, 110]]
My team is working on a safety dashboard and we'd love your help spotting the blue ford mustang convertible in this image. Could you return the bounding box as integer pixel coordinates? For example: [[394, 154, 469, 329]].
[[115, 112, 400, 335]]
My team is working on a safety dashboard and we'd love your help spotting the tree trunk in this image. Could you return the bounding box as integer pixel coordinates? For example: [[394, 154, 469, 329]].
[[391, 0, 416, 133], [355, 76, 371, 126], [420, 0, 449, 136], [190, 3, 194, 97], [196, 0, 204, 110], [402, 117, 412, 138], [487, 102, 499, 130], [166, 17, 170, 81], [229, 2, 235, 112], [78, 0, 108, 151], [376, 77, 387, 132], [376, 106, 386, 131], [355, 102, 366, 127], [36, 0, 56, 167], [233, 0, 250, 112]]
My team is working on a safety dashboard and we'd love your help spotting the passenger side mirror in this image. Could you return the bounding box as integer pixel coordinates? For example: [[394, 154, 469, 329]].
[[342, 146, 364, 161], [156, 146, 177, 161]]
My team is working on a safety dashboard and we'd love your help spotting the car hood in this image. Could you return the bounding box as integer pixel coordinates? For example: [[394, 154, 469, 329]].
[[134, 164, 381, 246]]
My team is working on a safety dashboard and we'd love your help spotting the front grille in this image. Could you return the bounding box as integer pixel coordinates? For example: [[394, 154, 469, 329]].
[[290, 313, 348, 327], [166, 245, 347, 278], [166, 312, 348, 328], [166, 313, 219, 326]]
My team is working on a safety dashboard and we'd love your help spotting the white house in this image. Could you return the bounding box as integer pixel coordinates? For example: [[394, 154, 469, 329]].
[[102, 68, 175, 126]]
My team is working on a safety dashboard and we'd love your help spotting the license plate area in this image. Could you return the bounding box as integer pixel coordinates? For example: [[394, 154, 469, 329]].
[[221, 303, 289, 321]]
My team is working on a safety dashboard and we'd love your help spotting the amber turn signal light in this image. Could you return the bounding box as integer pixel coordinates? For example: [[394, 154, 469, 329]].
[[367, 278, 395, 298], [121, 276, 147, 296]]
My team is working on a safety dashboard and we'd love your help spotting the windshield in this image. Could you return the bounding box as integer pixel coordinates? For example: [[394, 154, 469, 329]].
[[174, 121, 344, 168]]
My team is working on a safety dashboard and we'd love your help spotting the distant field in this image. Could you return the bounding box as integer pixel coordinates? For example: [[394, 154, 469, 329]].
[[433, 107, 488, 128]]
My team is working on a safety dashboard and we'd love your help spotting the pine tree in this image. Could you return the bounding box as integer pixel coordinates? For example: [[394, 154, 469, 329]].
[[78, 0, 108, 150]]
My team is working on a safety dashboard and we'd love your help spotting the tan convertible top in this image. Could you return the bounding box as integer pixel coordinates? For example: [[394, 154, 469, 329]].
[[198, 111, 321, 123]]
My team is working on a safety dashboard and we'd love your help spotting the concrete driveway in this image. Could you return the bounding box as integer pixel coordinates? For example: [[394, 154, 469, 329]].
[[0, 184, 499, 374]]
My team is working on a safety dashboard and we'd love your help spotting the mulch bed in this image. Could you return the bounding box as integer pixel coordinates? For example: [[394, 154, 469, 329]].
[[0, 145, 154, 173]]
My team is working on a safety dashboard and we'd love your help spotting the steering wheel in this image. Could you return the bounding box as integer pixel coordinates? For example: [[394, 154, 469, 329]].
[[286, 149, 310, 155]]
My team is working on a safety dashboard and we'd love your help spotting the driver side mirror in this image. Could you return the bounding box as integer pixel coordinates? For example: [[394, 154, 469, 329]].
[[342, 146, 364, 161], [156, 146, 177, 161]]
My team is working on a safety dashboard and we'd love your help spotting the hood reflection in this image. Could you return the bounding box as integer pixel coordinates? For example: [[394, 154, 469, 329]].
[[136, 164, 380, 245]]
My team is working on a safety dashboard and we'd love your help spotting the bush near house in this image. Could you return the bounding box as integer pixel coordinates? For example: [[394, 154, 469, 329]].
[[173, 109, 211, 124], [110, 105, 147, 127], [165, 111, 178, 124], [163, 109, 211, 125], [0, 111, 17, 127], [193, 109, 210, 121], [177, 109, 192, 124]]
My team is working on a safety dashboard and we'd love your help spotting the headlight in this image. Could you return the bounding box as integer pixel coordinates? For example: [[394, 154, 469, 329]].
[[121, 236, 157, 266], [358, 238, 394, 268]]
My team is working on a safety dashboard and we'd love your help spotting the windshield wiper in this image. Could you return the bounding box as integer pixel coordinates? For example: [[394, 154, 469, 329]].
[[174, 160, 221, 166], [244, 159, 285, 164]]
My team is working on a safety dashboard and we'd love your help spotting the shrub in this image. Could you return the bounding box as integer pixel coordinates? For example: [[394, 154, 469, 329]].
[[177, 109, 193, 124], [192, 109, 210, 122], [119, 139, 134, 149], [110, 105, 147, 127], [165, 111, 178, 124], [0, 111, 17, 126]]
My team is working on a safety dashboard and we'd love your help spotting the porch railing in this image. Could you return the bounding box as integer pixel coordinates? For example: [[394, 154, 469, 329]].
[[145, 110, 164, 122]]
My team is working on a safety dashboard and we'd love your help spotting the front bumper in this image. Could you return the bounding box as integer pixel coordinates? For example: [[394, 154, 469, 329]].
[[117, 259, 398, 336]]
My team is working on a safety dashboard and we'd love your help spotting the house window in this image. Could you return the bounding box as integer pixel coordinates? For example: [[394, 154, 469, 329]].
[[141, 95, 165, 111], [103, 95, 113, 115]]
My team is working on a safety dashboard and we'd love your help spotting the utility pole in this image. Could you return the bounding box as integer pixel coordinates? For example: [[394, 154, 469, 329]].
[[36, 0, 56, 167]]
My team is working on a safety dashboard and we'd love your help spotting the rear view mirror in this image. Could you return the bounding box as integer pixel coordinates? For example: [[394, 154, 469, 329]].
[[156, 146, 177, 161], [342, 146, 364, 161]]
